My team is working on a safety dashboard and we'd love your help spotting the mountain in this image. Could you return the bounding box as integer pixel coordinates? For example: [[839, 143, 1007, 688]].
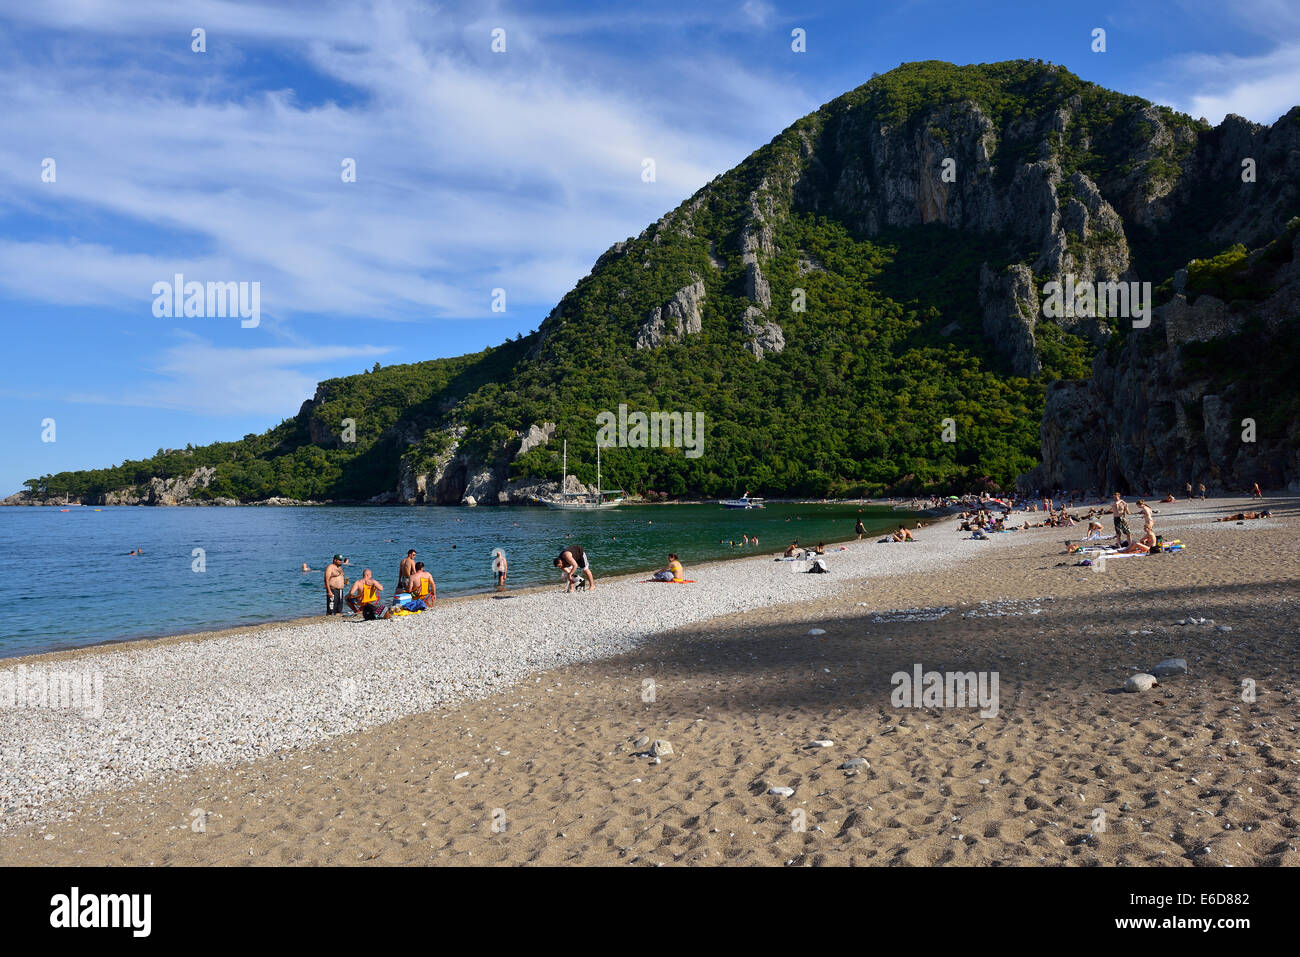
[[11, 60, 1300, 506]]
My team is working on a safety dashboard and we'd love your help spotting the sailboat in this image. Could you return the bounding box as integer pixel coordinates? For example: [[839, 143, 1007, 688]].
[[543, 440, 624, 510]]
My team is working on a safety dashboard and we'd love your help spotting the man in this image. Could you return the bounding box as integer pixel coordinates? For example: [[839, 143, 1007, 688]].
[[324, 555, 347, 616], [1252, 482, 1262, 498], [346, 569, 389, 620], [1185, 482, 1194, 499], [398, 549, 416, 594], [1198, 483, 1207, 499], [1112, 492, 1131, 547], [492, 549, 508, 590], [408, 561, 436, 607], [554, 544, 594, 593], [1136, 500, 1156, 547], [892, 525, 914, 542]]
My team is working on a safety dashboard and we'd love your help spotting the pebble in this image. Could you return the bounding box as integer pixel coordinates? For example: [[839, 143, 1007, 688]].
[[769, 786, 795, 797], [808, 628, 826, 636], [633, 735, 650, 749], [650, 740, 674, 757], [453, 771, 469, 780], [808, 740, 834, 748], [1125, 673, 1159, 693], [1151, 658, 1187, 677], [840, 758, 869, 770]]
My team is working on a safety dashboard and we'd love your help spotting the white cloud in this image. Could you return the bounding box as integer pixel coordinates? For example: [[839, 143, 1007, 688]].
[[1162, 43, 1300, 124], [0, 0, 811, 327]]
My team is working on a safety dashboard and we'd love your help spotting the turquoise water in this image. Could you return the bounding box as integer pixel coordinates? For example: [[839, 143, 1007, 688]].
[[0, 503, 915, 657]]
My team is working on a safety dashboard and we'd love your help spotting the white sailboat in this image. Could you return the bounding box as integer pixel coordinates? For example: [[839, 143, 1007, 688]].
[[543, 440, 623, 510]]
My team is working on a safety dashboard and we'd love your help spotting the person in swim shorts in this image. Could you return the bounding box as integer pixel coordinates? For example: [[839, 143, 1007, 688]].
[[345, 569, 389, 620], [554, 545, 594, 593], [408, 561, 436, 607], [324, 555, 347, 615]]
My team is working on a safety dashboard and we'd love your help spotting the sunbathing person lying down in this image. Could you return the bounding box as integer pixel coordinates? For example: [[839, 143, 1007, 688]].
[[1216, 510, 1271, 522]]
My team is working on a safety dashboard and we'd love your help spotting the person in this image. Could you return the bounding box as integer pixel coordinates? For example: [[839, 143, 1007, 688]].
[[814, 541, 826, 554], [1216, 510, 1271, 522], [1252, 482, 1262, 498], [398, 549, 416, 593], [1112, 492, 1131, 547], [855, 518, 867, 540], [1086, 518, 1104, 540], [1118, 540, 1151, 555], [346, 569, 389, 619], [652, 553, 685, 582], [1185, 482, 1193, 499], [1161, 494, 1175, 503], [554, 545, 594, 593], [1136, 500, 1156, 547], [783, 541, 799, 558], [409, 562, 436, 606], [301, 562, 313, 572], [492, 549, 508, 590], [324, 555, 347, 616], [892, 525, 914, 542], [1198, 483, 1207, 498]]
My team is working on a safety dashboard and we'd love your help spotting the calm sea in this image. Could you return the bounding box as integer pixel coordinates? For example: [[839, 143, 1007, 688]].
[[0, 502, 915, 657]]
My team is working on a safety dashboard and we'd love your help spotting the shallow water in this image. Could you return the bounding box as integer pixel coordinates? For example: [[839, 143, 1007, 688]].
[[0, 502, 915, 657]]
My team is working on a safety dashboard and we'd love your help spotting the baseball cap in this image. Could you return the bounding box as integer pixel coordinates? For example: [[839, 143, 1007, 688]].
[[333, 554, 344, 562]]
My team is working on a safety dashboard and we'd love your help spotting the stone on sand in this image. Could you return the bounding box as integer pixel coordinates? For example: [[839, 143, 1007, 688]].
[[769, 786, 795, 797], [1124, 673, 1159, 692], [1151, 658, 1187, 677]]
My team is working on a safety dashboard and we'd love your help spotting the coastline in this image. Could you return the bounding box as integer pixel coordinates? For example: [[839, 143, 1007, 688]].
[[2, 505, 933, 662], [4, 494, 1296, 865]]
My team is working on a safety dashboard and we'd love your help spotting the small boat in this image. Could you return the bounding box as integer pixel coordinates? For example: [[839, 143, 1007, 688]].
[[720, 493, 765, 509], [542, 441, 623, 510]]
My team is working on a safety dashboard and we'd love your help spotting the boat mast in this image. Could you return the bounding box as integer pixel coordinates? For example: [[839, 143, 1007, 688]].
[[596, 443, 601, 503], [562, 440, 568, 499]]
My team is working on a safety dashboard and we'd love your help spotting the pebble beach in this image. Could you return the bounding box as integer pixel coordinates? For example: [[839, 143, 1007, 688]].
[[3, 494, 1298, 866]]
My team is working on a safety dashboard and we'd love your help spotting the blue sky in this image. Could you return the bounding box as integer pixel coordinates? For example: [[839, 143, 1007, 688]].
[[2, 0, 1298, 495]]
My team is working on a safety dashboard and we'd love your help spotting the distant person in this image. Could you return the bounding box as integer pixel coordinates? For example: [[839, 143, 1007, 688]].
[[1216, 510, 1271, 522], [492, 549, 508, 590], [652, 553, 684, 582], [1112, 492, 1130, 547], [783, 541, 799, 557], [1185, 482, 1193, 499], [409, 562, 436, 606], [346, 569, 389, 619], [554, 545, 594, 593], [398, 549, 416, 593], [892, 525, 914, 542], [814, 541, 826, 554], [1136, 500, 1156, 546], [301, 562, 313, 572], [1198, 483, 1207, 498], [855, 518, 866, 540], [1252, 482, 1262, 498], [324, 555, 347, 616]]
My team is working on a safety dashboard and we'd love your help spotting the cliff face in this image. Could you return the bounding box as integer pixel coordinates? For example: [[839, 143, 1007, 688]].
[[1024, 223, 1300, 493]]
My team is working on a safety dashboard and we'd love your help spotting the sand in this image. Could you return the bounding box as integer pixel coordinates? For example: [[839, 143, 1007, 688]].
[[3, 495, 1298, 866]]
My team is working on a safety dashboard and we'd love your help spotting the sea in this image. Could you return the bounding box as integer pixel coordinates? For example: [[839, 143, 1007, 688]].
[[0, 502, 917, 658]]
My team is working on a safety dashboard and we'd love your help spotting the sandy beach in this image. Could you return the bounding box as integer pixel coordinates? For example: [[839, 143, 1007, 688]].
[[3, 495, 1298, 866]]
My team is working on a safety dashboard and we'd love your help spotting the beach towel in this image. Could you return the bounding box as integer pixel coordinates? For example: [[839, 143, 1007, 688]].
[[642, 578, 695, 584]]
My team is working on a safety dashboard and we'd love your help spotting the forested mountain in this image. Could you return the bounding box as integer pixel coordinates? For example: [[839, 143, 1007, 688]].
[[13, 60, 1300, 505]]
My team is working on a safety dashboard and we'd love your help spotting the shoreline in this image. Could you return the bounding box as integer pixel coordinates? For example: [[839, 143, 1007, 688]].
[[2, 493, 1295, 863], [0, 507, 980, 829], [3, 506, 935, 662], [3, 494, 1294, 859]]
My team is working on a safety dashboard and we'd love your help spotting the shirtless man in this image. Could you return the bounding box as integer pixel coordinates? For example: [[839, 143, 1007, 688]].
[[324, 555, 347, 616], [1136, 500, 1156, 546], [892, 525, 914, 542], [346, 569, 389, 620], [408, 561, 436, 606], [1112, 492, 1131, 547], [554, 544, 594, 593], [398, 549, 416, 594]]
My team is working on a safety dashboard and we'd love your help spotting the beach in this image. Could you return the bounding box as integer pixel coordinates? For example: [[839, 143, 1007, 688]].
[[2, 495, 1298, 865]]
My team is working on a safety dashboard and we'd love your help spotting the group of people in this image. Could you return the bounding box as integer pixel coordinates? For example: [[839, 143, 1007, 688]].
[[322, 550, 441, 621]]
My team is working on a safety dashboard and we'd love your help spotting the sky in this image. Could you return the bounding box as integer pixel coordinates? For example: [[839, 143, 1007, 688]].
[[2, 0, 1298, 496]]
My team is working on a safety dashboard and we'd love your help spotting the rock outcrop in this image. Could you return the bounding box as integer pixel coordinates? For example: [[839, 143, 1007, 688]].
[[636, 276, 706, 349]]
